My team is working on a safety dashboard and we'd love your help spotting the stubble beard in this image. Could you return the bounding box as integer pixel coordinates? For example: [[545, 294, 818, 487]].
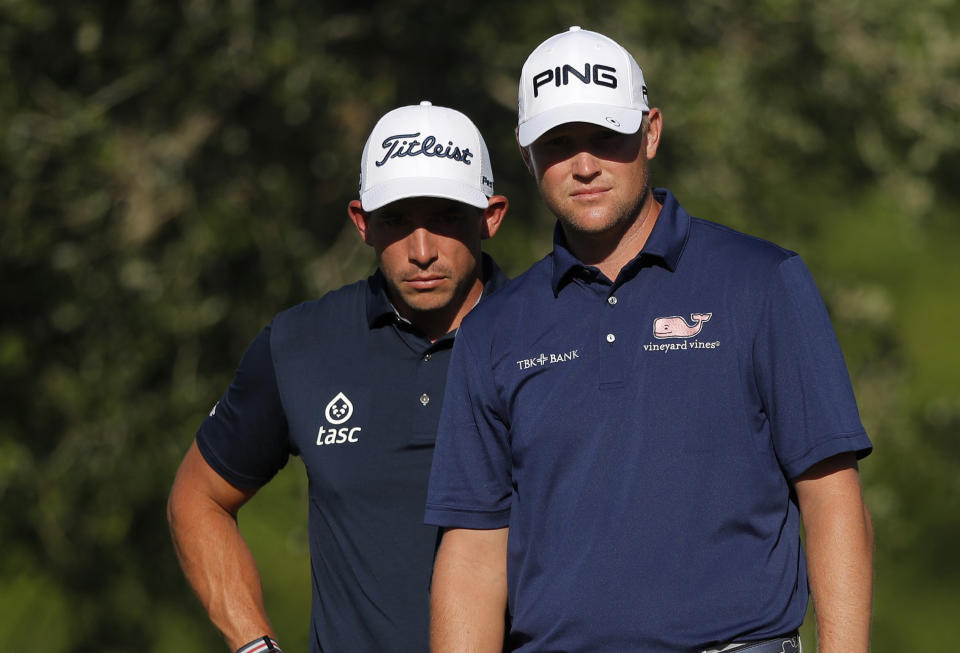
[[554, 181, 652, 245], [385, 259, 480, 329]]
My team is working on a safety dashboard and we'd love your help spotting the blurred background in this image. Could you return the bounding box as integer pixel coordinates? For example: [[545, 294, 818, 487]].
[[2, 1, 958, 651]]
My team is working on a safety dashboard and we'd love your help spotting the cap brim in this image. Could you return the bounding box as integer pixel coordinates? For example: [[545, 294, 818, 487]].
[[360, 178, 490, 212], [517, 104, 646, 147]]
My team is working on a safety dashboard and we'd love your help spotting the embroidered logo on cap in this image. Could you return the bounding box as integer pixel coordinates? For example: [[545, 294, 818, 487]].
[[530, 63, 618, 98], [375, 132, 474, 167]]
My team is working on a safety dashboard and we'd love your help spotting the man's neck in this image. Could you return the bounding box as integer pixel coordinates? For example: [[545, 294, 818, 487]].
[[565, 196, 662, 282], [395, 275, 485, 343]]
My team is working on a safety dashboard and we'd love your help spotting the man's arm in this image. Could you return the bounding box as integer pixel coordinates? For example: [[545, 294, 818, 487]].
[[794, 451, 873, 653], [431, 527, 509, 653], [167, 441, 276, 650]]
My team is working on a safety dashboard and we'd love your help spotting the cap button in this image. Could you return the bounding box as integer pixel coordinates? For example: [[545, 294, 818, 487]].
[[569, 26, 581, 31], [420, 100, 432, 107]]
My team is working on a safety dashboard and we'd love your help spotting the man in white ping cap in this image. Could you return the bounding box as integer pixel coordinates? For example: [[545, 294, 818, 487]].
[[427, 27, 873, 653], [168, 101, 508, 653]]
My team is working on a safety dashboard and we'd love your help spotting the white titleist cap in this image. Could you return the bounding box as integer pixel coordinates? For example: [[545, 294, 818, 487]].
[[359, 101, 494, 212], [517, 26, 649, 147]]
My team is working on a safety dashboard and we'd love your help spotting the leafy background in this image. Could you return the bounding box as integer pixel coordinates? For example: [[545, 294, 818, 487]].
[[2, 1, 958, 650]]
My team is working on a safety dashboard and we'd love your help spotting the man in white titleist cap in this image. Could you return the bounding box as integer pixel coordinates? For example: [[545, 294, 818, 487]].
[[426, 27, 873, 653], [168, 101, 509, 653]]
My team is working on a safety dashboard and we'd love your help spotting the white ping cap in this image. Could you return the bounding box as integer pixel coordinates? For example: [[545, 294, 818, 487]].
[[359, 101, 494, 212], [517, 27, 649, 147]]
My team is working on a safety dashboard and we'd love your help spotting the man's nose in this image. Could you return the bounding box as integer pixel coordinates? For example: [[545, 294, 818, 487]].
[[408, 227, 439, 266], [571, 150, 601, 181]]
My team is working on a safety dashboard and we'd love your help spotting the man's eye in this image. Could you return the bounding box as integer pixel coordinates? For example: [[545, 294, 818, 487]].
[[425, 214, 461, 231], [592, 130, 619, 145]]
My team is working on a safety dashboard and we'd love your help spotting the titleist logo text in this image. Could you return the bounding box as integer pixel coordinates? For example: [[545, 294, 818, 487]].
[[376, 132, 474, 167]]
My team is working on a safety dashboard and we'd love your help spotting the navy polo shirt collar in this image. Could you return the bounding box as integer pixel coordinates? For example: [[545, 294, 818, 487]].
[[550, 187, 690, 295], [365, 253, 507, 336], [365, 272, 403, 328]]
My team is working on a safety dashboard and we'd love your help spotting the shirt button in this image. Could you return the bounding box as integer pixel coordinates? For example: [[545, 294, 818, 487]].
[[606, 333, 616, 343], [420, 393, 430, 406], [607, 296, 618, 305], [423, 353, 432, 361]]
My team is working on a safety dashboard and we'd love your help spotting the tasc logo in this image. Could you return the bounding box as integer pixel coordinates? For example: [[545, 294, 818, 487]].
[[316, 392, 362, 446], [325, 392, 353, 424]]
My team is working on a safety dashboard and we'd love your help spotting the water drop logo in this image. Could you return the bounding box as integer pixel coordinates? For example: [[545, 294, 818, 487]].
[[325, 392, 354, 425]]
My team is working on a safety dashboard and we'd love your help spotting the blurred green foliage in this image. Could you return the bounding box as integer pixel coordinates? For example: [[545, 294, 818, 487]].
[[1, 0, 958, 650]]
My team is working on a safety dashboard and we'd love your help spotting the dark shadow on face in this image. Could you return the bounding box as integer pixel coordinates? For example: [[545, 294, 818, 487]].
[[366, 197, 484, 248], [529, 122, 644, 170]]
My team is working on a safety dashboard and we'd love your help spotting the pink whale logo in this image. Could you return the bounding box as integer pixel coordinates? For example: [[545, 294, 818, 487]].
[[653, 313, 712, 339]]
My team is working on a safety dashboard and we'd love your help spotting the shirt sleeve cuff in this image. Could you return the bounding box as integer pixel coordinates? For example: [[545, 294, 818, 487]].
[[424, 505, 510, 530], [781, 430, 873, 480]]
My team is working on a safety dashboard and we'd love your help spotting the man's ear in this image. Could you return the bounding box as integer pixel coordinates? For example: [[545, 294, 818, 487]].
[[347, 200, 372, 245], [481, 195, 508, 240], [644, 108, 663, 160], [516, 127, 536, 176]]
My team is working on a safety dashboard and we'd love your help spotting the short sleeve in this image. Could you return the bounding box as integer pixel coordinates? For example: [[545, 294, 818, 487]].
[[425, 322, 512, 529], [754, 255, 872, 479], [196, 323, 291, 488]]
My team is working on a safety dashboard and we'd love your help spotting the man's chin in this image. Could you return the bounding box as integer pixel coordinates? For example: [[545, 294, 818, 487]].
[[402, 290, 455, 316]]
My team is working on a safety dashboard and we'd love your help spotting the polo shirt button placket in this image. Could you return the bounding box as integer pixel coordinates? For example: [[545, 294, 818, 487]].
[[607, 295, 618, 344]]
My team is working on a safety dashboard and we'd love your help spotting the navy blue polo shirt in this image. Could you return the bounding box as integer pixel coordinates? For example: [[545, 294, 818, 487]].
[[197, 255, 506, 653], [425, 190, 871, 653]]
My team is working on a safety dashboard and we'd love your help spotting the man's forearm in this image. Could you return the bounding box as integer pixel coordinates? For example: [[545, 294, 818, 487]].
[[431, 528, 509, 653], [796, 454, 873, 653], [168, 444, 275, 650]]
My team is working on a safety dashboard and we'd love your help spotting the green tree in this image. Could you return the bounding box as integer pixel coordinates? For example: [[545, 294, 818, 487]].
[[1, 1, 957, 650]]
